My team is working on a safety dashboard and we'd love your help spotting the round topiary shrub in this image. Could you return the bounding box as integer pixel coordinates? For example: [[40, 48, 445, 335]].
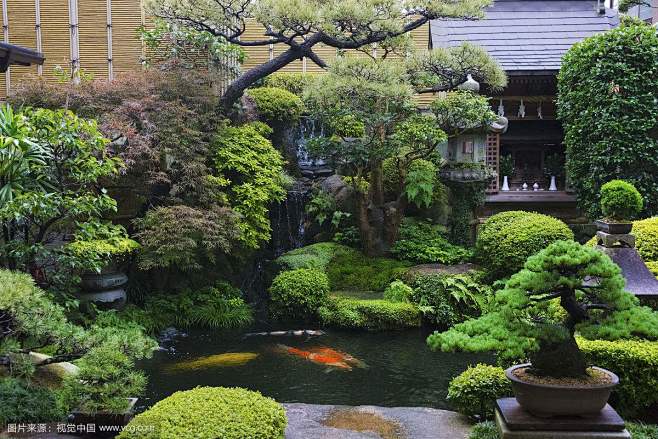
[[447, 364, 512, 420], [600, 180, 643, 221], [248, 87, 304, 126], [269, 268, 330, 320], [631, 217, 658, 263], [117, 386, 287, 439], [475, 211, 574, 279]]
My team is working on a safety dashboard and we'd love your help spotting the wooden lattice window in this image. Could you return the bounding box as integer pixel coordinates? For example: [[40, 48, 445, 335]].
[[485, 133, 500, 193]]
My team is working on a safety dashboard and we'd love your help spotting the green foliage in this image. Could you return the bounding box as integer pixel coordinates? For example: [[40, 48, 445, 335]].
[[599, 180, 644, 221], [498, 155, 514, 179], [391, 218, 472, 265], [248, 87, 304, 126], [429, 241, 658, 378], [558, 23, 658, 217], [633, 217, 658, 262], [269, 268, 330, 321], [578, 338, 658, 417], [404, 159, 439, 209], [118, 283, 253, 333], [0, 378, 67, 425], [305, 190, 337, 226], [468, 422, 499, 439], [61, 344, 147, 414], [318, 297, 421, 331], [626, 422, 658, 439], [327, 251, 411, 292], [65, 221, 140, 274], [447, 364, 512, 420], [430, 91, 498, 137], [475, 211, 574, 279], [275, 242, 355, 272], [383, 280, 414, 302], [118, 386, 287, 439], [543, 153, 564, 179], [134, 205, 239, 272], [409, 272, 490, 327], [211, 123, 287, 248], [263, 73, 319, 96], [447, 180, 489, 245]]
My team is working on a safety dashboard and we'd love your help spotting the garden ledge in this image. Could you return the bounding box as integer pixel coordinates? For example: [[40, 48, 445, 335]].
[[283, 403, 471, 439]]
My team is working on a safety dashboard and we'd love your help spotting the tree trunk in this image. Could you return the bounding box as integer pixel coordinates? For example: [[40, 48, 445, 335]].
[[530, 334, 588, 378], [220, 47, 303, 114]]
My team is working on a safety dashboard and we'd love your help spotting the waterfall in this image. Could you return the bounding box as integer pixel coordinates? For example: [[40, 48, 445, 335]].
[[296, 117, 327, 169], [269, 185, 312, 257]]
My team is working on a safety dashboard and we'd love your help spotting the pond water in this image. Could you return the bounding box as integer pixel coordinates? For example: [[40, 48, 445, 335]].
[[138, 327, 493, 410]]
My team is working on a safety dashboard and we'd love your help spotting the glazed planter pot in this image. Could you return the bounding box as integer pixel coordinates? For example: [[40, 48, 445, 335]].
[[68, 398, 137, 438], [505, 364, 619, 417], [594, 220, 632, 235]]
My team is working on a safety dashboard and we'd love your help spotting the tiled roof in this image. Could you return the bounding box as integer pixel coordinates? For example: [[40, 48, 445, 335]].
[[430, 0, 619, 73]]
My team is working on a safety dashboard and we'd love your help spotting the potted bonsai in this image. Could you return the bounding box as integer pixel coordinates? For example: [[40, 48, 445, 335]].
[[594, 180, 643, 234], [428, 240, 658, 417], [62, 345, 146, 437], [65, 221, 140, 310]]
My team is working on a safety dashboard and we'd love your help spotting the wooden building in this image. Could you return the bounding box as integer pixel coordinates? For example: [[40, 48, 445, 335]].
[[431, 0, 619, 221]]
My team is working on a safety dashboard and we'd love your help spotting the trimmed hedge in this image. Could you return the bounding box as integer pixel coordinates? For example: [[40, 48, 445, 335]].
[[118, 387, 287, 439], [475, 211, 574, 279], [579, 338, 658, 417], [269, 268, 329, 321], [327, 251, 412, 292], [318, 297, 421, 331], [600, 180, 643, 221], [263, 72, 318, 96], [248, 87, 304, 125], [632, 217, 658, 263], [447, 364, 512, 420], [275, 242, 355, 272]]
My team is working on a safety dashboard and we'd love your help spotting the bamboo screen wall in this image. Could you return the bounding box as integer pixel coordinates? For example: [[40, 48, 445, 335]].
[[0, 2, 435, 106], [0, 0, 145, 98]]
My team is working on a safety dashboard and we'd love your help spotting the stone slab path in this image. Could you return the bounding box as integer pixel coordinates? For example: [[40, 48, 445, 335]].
[[283, 403, 471, 439]]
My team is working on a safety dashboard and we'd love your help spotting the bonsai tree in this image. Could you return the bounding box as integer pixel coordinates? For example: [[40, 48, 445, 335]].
[[428, 240, 658, 377], [599, 180, 643, 222]]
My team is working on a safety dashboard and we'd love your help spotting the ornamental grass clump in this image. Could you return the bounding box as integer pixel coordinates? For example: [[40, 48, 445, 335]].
[[599, 180, 643, 222], [429, 240, 658, 378]]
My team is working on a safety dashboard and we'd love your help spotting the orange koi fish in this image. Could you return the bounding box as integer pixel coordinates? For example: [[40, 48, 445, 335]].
[[275, 344, 367, 371]]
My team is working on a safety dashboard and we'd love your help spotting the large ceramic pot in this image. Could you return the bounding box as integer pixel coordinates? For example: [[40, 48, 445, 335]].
[[505, 364, 619, 417], [68, 398, 137, 438], [594, 219, 632, 235]]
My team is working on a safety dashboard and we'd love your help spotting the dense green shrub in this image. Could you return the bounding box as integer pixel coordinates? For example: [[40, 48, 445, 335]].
[[248, 86, 304, 125], [475, 211, 574, 279], [447, 364, 512, 420], [318, 297, 421, 330], [383, 280, 414, 302], [263, 72, 318, 96], [391, 218, 472, 265], [468, 422, 499, 439], [327, 252, 411, 292], [118, 386, 287, 439], [409, 272, 490, 328], [275, 242, 354, 272], [0, 378, 67, 425], [119, 283, 253, 333], [632, 217, 658, 262], [578, 338, 658, 417], [558, 23, 658, 217], [269, 268, 330, 320], [211, 123, 287, 248], [627, 423, 658, 439], [600, 180, 643, 221]]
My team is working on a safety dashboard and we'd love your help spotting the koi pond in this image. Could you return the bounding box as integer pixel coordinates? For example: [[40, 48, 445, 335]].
[[138, 327, 493, 410]]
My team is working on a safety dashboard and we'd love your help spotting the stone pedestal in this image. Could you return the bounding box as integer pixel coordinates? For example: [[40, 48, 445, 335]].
[[495, 398, 631, 439], [595, 231, 635, 248]]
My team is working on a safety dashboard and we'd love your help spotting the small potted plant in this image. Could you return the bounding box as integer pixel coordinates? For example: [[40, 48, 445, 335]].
[[62, 345, 146, 437], [428, 240, 658, 417], [499, 155, 514, 191], [595, 180, 643, 234], [65, 221, 140, 309], [543, 153, 564, 191]]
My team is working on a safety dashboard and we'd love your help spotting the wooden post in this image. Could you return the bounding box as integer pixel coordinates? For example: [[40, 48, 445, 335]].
[[68, 0, 79, 83], [2, 0, 9, 95], [106, 0, 113, 80], [486, 133, 500, 193], [34, 0, 42, 76]]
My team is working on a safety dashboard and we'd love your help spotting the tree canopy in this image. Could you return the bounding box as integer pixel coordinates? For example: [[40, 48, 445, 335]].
[[146, 0, 496, 110]]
